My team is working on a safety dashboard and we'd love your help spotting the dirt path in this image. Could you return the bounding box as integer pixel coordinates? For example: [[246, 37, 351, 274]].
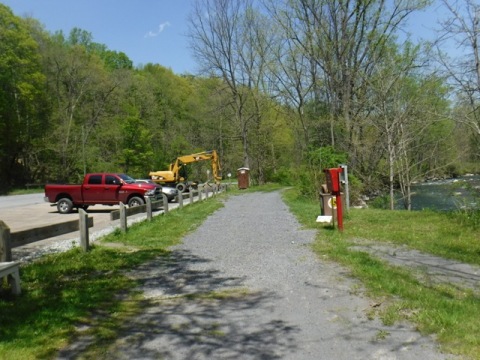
[[351, 242, 480, 294], [58, 191, 458, 360]]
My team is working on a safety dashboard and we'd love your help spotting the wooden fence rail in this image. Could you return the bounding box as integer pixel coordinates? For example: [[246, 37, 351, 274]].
[[1, 183, 226, 294], [1, 183, 227, 260], [0, 210, 94, 262]]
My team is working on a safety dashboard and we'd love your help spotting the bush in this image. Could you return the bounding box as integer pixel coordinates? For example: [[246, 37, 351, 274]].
[[269, 166, 294, 186], [369, 195, 390, 209]]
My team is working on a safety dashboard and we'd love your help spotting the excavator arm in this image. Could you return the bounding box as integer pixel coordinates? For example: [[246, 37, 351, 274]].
[[149, 150, 222, 189]]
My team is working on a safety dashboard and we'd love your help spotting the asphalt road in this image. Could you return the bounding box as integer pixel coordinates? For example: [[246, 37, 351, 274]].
[[0, 193, 180, 261]]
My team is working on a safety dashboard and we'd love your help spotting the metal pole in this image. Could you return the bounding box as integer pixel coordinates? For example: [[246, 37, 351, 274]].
[[339, 164, 350, 211]]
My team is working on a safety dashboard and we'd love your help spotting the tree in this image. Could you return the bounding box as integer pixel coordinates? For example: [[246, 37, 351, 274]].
[[42, 29, 117, 181], [188, 0, 255, 169], [0, 5, 47, 190], [120, 110, 154, 178], [369, 42, 450, 209], [264, 0, 429, 169], [436, 0, 480, 163]]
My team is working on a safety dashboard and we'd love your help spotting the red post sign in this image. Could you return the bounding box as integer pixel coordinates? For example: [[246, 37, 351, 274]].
[[324, 168, 344, 231]]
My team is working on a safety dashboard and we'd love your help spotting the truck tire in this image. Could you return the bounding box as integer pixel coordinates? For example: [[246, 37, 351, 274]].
[[57, 198, 73, 214], [176, 183, 186, 192], [128, 196, 144, 207]]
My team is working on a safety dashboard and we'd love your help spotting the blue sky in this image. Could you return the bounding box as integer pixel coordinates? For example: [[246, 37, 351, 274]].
[[2, 1, 454, 75], [1, 0, 196, 74]]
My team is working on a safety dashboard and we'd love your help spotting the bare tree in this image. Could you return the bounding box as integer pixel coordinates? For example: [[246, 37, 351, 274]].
[[263, 1, 317, 149], [436, 0, 480, 146], [188, 0, 271, 171], [264, 0, 427, 167]]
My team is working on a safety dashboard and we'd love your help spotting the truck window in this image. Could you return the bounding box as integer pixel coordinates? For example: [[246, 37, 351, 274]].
[[105, 175, 119, 185], [88, 175, 102, 184]]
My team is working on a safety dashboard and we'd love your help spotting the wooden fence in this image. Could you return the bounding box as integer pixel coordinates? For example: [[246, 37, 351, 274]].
[[0, 183, 226, 294], [1, 183, 226, 261], [0, 210, 94, 262]]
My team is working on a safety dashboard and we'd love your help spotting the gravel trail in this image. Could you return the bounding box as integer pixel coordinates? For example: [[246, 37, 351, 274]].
[[59, 191, 453, 360]]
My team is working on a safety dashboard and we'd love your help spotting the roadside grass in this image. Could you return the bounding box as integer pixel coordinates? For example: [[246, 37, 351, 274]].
[[344, 208, 480, 266], [6, 187, 44, 195], [0, 197, 224, 360], [282, 188, 480, 359], [224, 182, 285, 194]]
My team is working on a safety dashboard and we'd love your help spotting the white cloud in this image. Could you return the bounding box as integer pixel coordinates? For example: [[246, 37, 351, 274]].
[[144, 22, 171, 38]]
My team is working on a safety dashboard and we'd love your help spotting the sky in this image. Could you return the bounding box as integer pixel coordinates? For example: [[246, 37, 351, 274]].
[[1, 0, 197, 75], [1, 1, 456, 76]]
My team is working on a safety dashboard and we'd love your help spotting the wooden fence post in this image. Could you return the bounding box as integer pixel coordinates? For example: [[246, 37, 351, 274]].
[[79, 209, 90, 252], [146, 197, 153, 221], [0, 221, 12, 262], [189, 190, 193, 204], [119, 202, 127, 232], [199, 185, 203, 201], [178, 192, 184, 208], [162, 194, 169, 213]]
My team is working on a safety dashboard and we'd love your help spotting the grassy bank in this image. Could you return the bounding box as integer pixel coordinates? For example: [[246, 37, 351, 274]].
[[282, 189, 480, 359], [0, 197, 224, 359]]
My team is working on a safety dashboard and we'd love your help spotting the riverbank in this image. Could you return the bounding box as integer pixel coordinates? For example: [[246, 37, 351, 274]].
[[403, 174, 480, 211]]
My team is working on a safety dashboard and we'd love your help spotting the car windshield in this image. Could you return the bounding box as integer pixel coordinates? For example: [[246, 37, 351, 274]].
[[118, 174, 136, 184]]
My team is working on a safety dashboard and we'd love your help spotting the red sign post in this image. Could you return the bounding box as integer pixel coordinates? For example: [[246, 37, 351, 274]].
[[324, 168, 344, 231]]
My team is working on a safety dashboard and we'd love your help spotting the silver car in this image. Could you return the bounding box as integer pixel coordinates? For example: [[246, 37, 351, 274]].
[[135, 179, 178, 202]]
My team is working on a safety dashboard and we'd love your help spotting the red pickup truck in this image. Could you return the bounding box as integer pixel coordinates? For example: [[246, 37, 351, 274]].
[[44, 173, 163, 214]]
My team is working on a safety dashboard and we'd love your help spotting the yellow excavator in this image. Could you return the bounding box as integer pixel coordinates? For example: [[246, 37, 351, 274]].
[[149, 150, 222, 192]]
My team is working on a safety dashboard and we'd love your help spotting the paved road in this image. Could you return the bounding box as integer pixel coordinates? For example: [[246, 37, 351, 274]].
[[0, 193, 180, 261], [0, 193, 121, 232], [0, 193, 46, 210], [58, 191, 453, 360]]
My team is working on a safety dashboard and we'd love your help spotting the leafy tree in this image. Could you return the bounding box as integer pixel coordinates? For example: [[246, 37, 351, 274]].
[[120, 110, 154, 178], [0, 4, 47, 190], [41, 29, 118, 181]]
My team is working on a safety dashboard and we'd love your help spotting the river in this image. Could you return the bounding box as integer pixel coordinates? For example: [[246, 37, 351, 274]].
[[396, 174, 480, 211]]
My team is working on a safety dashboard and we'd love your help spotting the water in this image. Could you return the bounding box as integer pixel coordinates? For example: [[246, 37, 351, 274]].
[[396, 175, 480, 211]]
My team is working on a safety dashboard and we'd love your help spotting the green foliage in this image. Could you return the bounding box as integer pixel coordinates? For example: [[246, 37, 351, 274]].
[[293, 147, 349, 199], [306, 146, 348, 169], [120, 111, 154, 178], [269, 166, 295, 186], [370, 195, 390, 209], [0, 2, 474, 201], [0, 4, 47, 191]]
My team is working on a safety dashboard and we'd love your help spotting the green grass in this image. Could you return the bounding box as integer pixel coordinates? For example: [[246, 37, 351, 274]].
[[2, 185, 479, 359], [5, 187, 44, 195], [0, 197, 224, 359], [282, 188, 480, 359], [344, 208, 480, 266]]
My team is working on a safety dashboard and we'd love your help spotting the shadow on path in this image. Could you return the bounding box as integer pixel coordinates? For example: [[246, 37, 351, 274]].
[[57, 249, 300, 359]]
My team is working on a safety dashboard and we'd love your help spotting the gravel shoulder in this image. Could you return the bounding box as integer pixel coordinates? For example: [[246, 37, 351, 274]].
[[58, 190, 457, 360]]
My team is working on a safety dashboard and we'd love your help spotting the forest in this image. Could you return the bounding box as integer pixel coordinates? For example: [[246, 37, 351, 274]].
[[1, 0, 479, 209]]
